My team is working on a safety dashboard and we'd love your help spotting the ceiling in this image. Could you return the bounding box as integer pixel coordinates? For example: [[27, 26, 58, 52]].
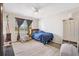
[[3, 3, 79, 17]]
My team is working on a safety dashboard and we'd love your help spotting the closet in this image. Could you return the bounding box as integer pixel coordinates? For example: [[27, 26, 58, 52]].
[[63, 18, 79, 54]]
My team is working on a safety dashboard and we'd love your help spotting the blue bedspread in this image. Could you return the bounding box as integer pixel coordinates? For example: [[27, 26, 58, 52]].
[[32, 31, 54, 44]]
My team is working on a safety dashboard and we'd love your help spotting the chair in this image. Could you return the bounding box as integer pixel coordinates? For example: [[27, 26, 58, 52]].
[[60, 43, 78, 56]]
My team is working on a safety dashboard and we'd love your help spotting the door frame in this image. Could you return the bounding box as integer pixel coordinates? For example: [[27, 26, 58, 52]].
[[0, 3, 3, 56]]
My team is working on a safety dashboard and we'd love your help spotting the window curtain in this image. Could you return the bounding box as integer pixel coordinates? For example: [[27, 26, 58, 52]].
[[16, 18, 25, 41], [26, 20, 32, 35], [26, 20, 32, 27], [16, 18, 32, 41], [16, 18, 25, 27]]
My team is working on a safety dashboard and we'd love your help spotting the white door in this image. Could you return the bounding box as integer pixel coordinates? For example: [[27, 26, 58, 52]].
[[63, 19, 79, 42]]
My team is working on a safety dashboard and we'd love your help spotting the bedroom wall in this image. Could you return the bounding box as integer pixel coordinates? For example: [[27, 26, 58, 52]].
[[3, 12, 19, 42], [39, 6, 79, 44]]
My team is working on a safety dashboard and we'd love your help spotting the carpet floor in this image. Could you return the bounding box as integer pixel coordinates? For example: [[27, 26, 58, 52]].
[[12, 40, 60, 56]]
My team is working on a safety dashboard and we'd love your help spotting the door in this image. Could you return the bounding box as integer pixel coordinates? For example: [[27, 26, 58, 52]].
[[63, 19, 79, 42], [0, 3, 3, 56]]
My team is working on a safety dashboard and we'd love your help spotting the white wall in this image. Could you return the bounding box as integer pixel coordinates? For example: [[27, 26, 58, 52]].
[[32, 19, 39, 29], [3, 12, 17, 42]]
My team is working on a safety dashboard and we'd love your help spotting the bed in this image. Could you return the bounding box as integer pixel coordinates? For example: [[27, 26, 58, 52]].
[[32, 30, 54, 44]]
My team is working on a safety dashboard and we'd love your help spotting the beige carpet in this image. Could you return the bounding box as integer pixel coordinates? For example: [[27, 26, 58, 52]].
[[12, 40, 60, 56]]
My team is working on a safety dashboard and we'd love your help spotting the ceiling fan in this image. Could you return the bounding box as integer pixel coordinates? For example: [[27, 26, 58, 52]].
[[32, 3, 48, 14], [33, 7, 39, 12], [32, 4, 41, 14]]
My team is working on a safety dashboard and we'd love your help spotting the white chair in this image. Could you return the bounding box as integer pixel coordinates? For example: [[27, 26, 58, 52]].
[[60, 43, 78, 56]]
